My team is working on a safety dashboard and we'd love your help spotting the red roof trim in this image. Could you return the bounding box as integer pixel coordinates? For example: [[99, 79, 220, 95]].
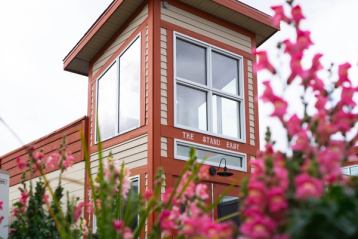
[[212, 0, 278, 30], [63, 0, 124, 70]]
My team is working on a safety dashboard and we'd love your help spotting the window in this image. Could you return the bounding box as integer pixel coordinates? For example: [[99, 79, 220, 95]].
[[175, 34, 245, 140], [342, 165, 358, 176], [217, 196, 240, 227], [92, 176, 140, 233], [96, 36, 141, 141], [175, 140, 246, 171]]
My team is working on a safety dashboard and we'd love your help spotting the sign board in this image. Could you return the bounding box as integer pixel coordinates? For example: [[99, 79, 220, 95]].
[[0, 170, 9, 239]]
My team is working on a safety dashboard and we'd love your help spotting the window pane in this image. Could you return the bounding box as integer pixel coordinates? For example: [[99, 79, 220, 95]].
[[119, 37, 141, 133], [176, 143, 244, 169], [212, 51, 239, 95], [176, 84, 207, 131], [176, 38, 206, 85], [351, 166, 358, 176], [213, 96, 240, 138], [218, 196, 240, 227], [97, 63, 117, 140]]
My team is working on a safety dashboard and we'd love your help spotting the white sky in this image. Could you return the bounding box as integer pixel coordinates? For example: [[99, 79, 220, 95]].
[[0, 0, 357, 155]]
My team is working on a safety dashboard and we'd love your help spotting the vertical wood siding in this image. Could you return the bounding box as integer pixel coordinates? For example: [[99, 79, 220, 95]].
[[247, 60, 255, 146], [160, 28, 168, 125]]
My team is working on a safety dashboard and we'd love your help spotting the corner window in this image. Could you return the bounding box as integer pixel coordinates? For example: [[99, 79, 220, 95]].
[[175, 140, 247, 172], [342, 165, 358, 176], [217, 196, 240, 227], [96, 36, 141, 141], [175, 34, 245, 140]]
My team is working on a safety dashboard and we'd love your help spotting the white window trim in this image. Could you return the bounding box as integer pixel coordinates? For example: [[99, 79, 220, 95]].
[[174, 139, 247, 172], [173, 32, 246, 143], [342, 164, 358, 176], [95, 34, 141, 144]]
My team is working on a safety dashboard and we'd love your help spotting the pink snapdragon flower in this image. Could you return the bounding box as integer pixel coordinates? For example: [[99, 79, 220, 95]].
[[246, 181, 266, 205], [195, 183, 209, 200], [20, 191, 29, 206], [16, 157, 27, 169], [254, 51, 276, 74], [121, 167, 131, 199], [291, 5, 305, 25], [337, 63, 351, 87], [113, 219, 123, 232], [267, 187, 288, 213], [241, 213, 276, 239], [74, 201, 84, 222], [286, 114, 301, 136], [292, 130, 310, 152], [46, 152, 61, 170], [295, 174, 323, 200], [63, 154, 75, 169], [271, 5, 290, 26]]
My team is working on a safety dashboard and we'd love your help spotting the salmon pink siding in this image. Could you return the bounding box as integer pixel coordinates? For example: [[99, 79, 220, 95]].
[[0, 117, 87, 187]]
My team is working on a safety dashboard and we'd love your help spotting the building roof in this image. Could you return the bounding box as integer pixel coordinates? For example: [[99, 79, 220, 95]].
[[63, 0, 278, 76]]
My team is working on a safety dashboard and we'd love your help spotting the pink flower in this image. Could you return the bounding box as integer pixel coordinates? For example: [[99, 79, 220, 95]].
[[261, 81, 287, 120], [16, 157, 27, 169], [33, 151, 44, 160], [195, 184, 209, 200], [271, 5, 290, 26], [272, 99, 288, 119], [43, 194, 49, 204], [254, 51, 276, 74], [337, 63, 351, 87], [123, 227, 133, 239], [296, 30, 312, 51], [241, 214, 276, 239], [292, 130, 309, 152], [338, 86, 357, 108], [267, 187, 288, 213], [63, 154, 75, 169], [247, 181, 266, 205], [198, 164, 210, 180], [74, 201, 84, 222], [20, 191, 29, 205], [286, 114, 301, 136], [113, 219, 123, 232], [291, 5, 305, 25], [121, 168, 131, 199], [295, 174, 323, 200], [86, 201, 94, 214], [162, 187, 173, 204], [46, 152, 60, 170], [144, 190, 153, 200]]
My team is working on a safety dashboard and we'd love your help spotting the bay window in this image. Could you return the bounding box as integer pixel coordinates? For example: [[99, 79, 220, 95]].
[[96, 36, 141, 141], [175, 34, 245, 141]]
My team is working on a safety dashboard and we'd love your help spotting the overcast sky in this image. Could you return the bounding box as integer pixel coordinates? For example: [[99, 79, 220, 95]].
[[1, 0, 357, 156]]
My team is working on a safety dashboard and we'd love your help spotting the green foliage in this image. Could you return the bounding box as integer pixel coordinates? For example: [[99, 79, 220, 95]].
[[288, 179, 358, 239]]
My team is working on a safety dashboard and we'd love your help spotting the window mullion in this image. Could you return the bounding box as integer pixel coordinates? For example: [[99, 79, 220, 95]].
[[207, 47, 213, 132], [116, 59, 120, 135]]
